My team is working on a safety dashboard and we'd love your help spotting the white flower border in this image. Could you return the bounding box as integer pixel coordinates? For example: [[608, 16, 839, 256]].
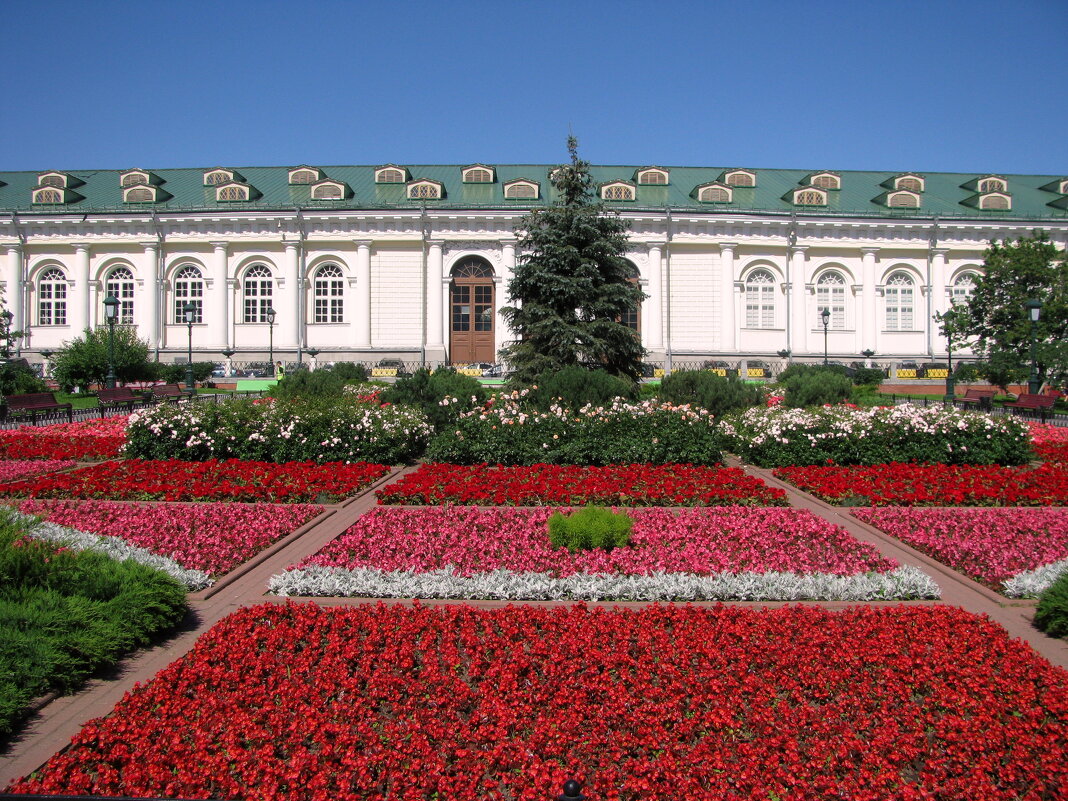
[[1002, 559, 1068, 599], [7, 509, 212, 591], [269, 565, 939, 602]]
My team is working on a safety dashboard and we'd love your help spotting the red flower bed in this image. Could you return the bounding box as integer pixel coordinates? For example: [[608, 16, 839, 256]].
[[0, 459, 390, 503], [774, 462, 1068, 506], [0, 416, 127, 461], [8, 603, 1067, 800], [377, 463, 788, 506], [1031, 423, 1068, 463]]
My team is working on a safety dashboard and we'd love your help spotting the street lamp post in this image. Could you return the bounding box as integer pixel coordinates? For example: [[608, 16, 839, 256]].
[[183, 302, 196, 392], [102, 295, 119, 389], [944, 330, 956, 405], [820, 307, 830, 366], [266, 307, 276, 373], [1025, 299, 1042, 395]]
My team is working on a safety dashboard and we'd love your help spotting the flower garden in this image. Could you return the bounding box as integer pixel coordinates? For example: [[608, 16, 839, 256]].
[[2, 393, 1067, 797]]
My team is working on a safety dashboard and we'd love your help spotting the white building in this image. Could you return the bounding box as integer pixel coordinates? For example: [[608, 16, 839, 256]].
[[1, 163, 1066, 372]]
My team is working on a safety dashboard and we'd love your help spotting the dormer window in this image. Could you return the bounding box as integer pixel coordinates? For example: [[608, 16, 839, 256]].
[[32, 187, 65, 204], [407, 179, 443, 200], [504, 179, 540, 199], [722, 169, 756, 187], [310, 179, 349, 200], [978, 176, 1007, 193], [886, 190, 920, 208], [375, 165, 409, 183], [806, 172, 841, 190], [893, 174, 925, 192], [790, 188, 828, 206], [693, 182, 733, 203], [215, 182, 253, 202], [1059, 180, 1068, 195], [979, 192, 1011, 210], [289, 166, 324, 185], [635, 167, 669, 185], [601, 182, 636, 201], [121, 170, 149, 187], [204, 168, 242, 186], [123, 184, 169, 203], [462, 164, 495, 183]]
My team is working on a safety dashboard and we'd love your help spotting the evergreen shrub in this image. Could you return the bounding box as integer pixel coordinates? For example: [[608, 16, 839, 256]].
[[382, 368, 488, 432], [778, 365, 853, 408], [548, 506, 633, 553], [658, 370, 763, 415], [1034, 569, 1068, 639], [522, 366, 637, 410]]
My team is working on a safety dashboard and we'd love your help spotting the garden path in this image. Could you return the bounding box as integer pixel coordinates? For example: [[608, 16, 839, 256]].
[[3, 462, 1067, 786]]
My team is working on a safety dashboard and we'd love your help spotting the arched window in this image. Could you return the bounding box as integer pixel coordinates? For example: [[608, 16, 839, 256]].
[[745, 270, 776, 328], [816, 271, 846, 329], [888, 191, 919, 208], [408, 182, 441, 199], [979, 178, 1006, 193], [105, 267, 135, 324], [39, 175, 65, 188], [811, 174, 840, 190], [218, 185, 249, 202], [725, 170, 755, 187], [243, 265, 274, 323], [376, 168, 405, 183], [290, 169, 318, 184], [980, 194, 1010, 210], [173, 266, 204, 323], [885, 272, 915, 331], [38, 268, 67, 326], [313, 265, 344, 324], [896, 176, 923, 192], [951, 272, 978, 304], [795, 189, 825, 206], [700, 186, 730, 203], [312, 183, 343, 200], [505, 182, 537, 199], [34, 189, 63, 204], [602, 184, 635, 201]]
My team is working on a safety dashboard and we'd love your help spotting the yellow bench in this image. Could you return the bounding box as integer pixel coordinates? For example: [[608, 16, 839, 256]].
[[457, 368, 482, 377], [925, 369, 949, 379], [747, 368, 766, 378], [371, 367, 398, 378], [896, 369, 917, 379], [706, 368, 727, 377], [653, 368, 666, 378]]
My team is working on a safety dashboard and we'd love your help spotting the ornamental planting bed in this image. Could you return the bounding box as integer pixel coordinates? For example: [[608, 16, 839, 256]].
[[0, 459, 76, 483], [8, 602, 1067, 800], [376, 463, 787, 507], [1031, 422, 1068, 464], [0, 416, 127, 461], [774, 463, 1068, 506], [0, 459, 391, 503], [15, 499, 324, 579], [853, 507, 1068, 598], [271, 506, 936, 601]]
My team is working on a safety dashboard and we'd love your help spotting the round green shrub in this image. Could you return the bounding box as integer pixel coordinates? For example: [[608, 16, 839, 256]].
[[658, 370, 763, 415], [382, 368, 488, 433], [523, 366, 637, 410], [547, 507, 633, 553], [1034, 569, 1068, 639]]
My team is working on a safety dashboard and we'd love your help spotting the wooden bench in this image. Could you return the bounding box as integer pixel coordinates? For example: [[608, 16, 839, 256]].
[[1, 392, 73, 423], [148, 383, 191, 403], [1003, 393, 1057, 416], [96, 386, 146, 411], [956, 388, 997, 409]]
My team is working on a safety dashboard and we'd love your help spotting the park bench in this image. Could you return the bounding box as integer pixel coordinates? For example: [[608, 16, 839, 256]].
[[148, 383, 191, 403], [1003, 393, 1057, 418], [96, 386, 147, 411], [956, 388, 997, 410], [1, 392, 73, 423]]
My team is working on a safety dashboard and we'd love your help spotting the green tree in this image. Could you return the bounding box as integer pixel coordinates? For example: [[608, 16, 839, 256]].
[[955, 231, 1068, 391], [51, 326, 154, 392], [500, 136, 647, 383]]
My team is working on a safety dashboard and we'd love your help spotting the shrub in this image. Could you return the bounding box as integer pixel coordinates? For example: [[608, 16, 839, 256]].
[[1034, 568, 1068, 639], [329, 362, 369, 381], [382, 368, 488, 432], [547, 506, 633, 552], [776, 365, 854, 408], [522, 366, 637, 410], [154, 361, 216, 385], [0, 359, 47, 396], [267, 369, 350, 400], [659, 370, 763, 415], [51, 326, 156, 392], [851, 367, 885, 387]]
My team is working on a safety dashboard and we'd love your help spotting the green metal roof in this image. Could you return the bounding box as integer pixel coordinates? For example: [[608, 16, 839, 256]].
[[0, 163, 1066, 220]]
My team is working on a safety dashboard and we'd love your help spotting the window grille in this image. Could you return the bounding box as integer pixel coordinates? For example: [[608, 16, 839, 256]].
[[313, 265, 344, 323], [243, 265, 274, 323], [173, 266, 204, 323], [885, 272, 915, 330], [816, 271, 846, 329], [106, 267, 135, 324], [38, 268, 67, 326], [745, 270, 776, 328], [505, 183, 537, 199]]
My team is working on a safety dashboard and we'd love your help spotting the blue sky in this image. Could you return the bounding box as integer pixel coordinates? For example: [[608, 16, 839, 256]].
[[3, 0, 1066, 175]]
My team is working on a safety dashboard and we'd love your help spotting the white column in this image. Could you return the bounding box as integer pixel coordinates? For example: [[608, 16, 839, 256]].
[[72, 243, 90, 334], [354, 240, 372, 348], [645, 242, 665, 350], [2, 245, 21, 335], [930, 248, 948, 319], [141, 241, 159, 351], [718, 243, 737, 353], [210, 242, 229, 349], [283, 241, 300, 350], [496, 238, 516, 356], [426, 240, 444, 350], [789, 246, 808, 355], [861, 247, 879, 355]]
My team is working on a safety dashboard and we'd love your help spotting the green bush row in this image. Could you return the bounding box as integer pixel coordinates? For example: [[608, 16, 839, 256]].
[[0, 510, 187, 741], [548, 507, 633, 552], [1034, 569, 1068, 640]]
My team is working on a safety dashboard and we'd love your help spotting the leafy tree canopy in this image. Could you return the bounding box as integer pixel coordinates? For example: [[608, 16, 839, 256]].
[[51, 326, 154, 392], [500, 136, 647, 384], [953, 230, 1068, 391]]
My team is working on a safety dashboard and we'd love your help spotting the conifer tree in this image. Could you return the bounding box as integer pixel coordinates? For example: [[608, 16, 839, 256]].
[[500, 137, 647, 383]]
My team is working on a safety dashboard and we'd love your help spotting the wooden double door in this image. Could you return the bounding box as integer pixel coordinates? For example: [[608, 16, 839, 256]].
[[449, 259, 495, 364]]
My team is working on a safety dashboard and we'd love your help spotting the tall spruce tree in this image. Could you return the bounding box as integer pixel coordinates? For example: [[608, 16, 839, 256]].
[[500, 137, 647, 383]]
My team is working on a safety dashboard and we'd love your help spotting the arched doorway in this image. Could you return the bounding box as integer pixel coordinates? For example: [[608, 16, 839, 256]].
[[449, 257, 495, 364]]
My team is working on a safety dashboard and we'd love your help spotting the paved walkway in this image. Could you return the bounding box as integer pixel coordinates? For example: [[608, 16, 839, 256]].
[[3, 464, 1067, 786]]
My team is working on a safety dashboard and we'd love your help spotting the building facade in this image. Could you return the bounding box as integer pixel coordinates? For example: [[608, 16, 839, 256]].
[[1, 163, 1066, 372]]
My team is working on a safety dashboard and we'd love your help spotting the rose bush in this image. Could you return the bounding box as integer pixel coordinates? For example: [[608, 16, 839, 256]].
[[9, 603, 1067, 800], [775, 463, 1068, 506], [426, 391, 723, 465], [721, 404, 1031, 467], [0, 417, 127, 461], [123, 396, 430, 464], [376, 463, 787, 507], [0, 459, 389, 503]]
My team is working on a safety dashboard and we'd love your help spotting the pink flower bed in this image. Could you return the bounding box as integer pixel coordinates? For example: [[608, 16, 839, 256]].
[[297, 506, 897, 577], [1031, 422, 1068, 463], [17, 499, 324, 576], [0, 460, 76, 483], [852, 507, 1068, 588]]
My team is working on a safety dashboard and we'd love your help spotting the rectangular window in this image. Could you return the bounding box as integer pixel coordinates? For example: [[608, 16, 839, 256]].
[[816, 288, 845, 329], [885, 288, 914, 331], [243, 280, 273, 323], [313, 280, 344, 323]]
